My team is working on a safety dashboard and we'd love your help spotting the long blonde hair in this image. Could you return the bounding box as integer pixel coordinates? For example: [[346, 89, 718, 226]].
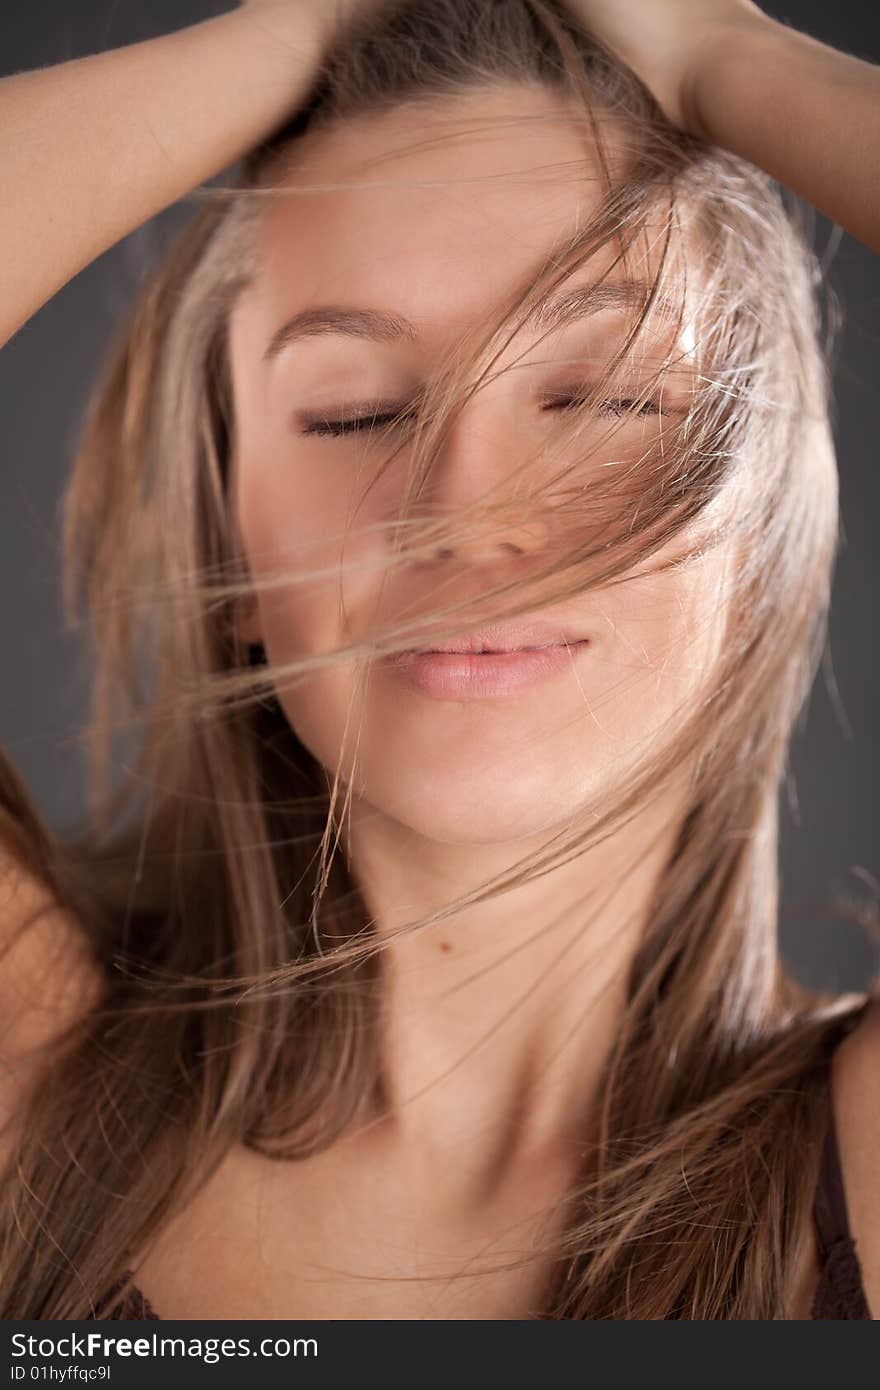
[[1, 0, 876, 1319]]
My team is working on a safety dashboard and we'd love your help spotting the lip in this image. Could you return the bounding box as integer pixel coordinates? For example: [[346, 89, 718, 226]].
[[404, 619, 587, 655], [384, 639, 590, 700]]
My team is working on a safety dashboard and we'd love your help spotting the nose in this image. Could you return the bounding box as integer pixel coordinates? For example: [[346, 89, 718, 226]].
[[426, 512, 551, 564], [408, 401, 553, 566]]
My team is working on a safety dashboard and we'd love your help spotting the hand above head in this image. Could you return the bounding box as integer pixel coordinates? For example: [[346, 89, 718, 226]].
[[0, 0, 412, 351], [561, 0, 771, 132], [563, 0, 880, 253]]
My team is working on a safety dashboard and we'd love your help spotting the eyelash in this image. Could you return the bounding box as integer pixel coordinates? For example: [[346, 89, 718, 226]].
[[300, 395, 663, 438]]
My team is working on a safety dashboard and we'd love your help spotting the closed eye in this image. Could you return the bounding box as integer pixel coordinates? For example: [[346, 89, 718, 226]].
[[542, 393, 664, 419], [299, 394, 664, 438], [300, 406, 417, 438]]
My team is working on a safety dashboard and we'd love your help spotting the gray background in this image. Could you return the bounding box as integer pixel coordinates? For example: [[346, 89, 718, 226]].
[[1, 1, 877, 990]]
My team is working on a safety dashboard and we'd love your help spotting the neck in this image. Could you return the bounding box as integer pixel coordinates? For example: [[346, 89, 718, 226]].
[[340, 786, 684, 1198]]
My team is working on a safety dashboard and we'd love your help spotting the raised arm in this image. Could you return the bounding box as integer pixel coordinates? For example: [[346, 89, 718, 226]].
[[566, 0, 880, 255], [0, 1, 394, 351]]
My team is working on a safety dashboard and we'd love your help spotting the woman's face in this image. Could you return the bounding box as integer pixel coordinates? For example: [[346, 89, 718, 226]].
[[227, 84, 730, 844]]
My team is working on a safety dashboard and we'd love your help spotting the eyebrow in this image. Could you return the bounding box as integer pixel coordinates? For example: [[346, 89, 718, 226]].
[[262, 279, 669, 362]]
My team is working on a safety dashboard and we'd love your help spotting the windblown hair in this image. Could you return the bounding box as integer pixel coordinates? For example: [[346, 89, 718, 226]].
[[0, 0, 877, 1319]]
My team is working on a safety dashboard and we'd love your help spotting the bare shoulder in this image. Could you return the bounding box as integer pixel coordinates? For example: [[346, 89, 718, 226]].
[[0, 837, 104, 1148], [831, 995, 880, 1318]]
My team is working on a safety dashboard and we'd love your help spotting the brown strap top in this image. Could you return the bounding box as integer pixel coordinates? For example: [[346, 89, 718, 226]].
[[96, 1013, 873, 1322], [810, 1010, 872, 1319]]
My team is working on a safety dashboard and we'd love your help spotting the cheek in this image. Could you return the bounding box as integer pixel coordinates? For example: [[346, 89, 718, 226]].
[[591, 552, 730, 734], [235, 444, 399, 653]]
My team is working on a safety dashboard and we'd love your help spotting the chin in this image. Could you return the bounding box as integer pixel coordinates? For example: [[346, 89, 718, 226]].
[[278, 672, 620, 842], [351, 752, 608, 845]]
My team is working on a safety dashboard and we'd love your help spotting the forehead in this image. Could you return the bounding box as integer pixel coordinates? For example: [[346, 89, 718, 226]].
[[233, 84, 698, 361]]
